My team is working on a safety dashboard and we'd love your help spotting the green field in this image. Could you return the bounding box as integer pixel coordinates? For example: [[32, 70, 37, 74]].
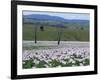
[[23, 23, 89, 41]]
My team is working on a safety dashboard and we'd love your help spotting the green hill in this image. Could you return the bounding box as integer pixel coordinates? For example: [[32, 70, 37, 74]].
[[23, 23, 89, 41]]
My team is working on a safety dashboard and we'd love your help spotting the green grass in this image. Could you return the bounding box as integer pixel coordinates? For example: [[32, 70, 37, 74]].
[[23, 23, 89, 41]]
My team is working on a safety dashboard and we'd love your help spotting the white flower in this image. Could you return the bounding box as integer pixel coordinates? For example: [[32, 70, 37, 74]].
[[34, 59, 39, 64], [72, 60, 75, 64], [61, 60, 66, 64], [69, 58, 73, 63], [80, 63, 83, 66]]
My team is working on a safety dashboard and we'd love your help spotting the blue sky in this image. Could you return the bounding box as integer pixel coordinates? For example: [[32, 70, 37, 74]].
[[23, 11, 90, 20]]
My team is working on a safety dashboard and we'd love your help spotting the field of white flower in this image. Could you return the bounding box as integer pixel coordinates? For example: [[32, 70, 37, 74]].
[[22, 41, 90, 69]]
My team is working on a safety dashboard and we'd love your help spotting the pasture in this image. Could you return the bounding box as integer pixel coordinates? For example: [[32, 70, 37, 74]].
[[23, 23, 89, 41]]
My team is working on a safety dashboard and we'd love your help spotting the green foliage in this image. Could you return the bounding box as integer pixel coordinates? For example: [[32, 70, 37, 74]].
[[63, 59, 70, 62], [83, 58, 90, 66], [23, 59, 34, 69], [48, 59, 61, 67], [73, 60, 80, 66], [61, 62, 73, 67], [35, 61, 46, 68], [23, 58, 90, 69]]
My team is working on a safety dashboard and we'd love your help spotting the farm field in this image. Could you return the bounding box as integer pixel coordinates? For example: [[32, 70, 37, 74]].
[[22, 41, 90, 69], [22, 11, 90, 69], [23, 23, 89, 41]]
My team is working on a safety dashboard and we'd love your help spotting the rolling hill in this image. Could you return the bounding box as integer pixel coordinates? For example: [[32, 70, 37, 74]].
[[23, 14, 89, 25]]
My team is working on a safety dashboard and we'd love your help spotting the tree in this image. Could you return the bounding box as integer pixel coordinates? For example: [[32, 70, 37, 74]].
[[40, 25, 44, 31], [80, 27, 84, 30]]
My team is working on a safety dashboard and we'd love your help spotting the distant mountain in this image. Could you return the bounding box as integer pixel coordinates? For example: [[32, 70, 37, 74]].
[[23, 14, 89, 24]]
